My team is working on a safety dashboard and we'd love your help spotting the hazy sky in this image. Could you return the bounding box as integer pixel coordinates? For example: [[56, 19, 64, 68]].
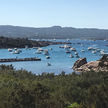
[[0, 0, 108, 28]]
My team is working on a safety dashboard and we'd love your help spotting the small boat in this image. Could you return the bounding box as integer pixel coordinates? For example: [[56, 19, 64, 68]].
[[46, 56, 50, 59], [66, 50, 71, 53], [18, 49, 22, 53], [75, 52, 78, 55], [59, 46, 64, 48], [100, 50, 105, 55], [69, 54, 74, 58], [36, 51, 42, 54], [12, 49, 22, 54], [92, 50, 97, 54], [47, 62, 51, 66], [70, 48, 76, 51], [12, 50, 20, 54], [81, 49, 85, 52], [88, 47, 93, 50], [14, 48, 17, 50], [8, 48, 13, 52], [64, 45, 71, 49], [44, 50, 49, 55], [38, 48, 44, 51]]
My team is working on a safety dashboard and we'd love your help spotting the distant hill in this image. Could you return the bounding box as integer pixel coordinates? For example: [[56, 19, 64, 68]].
[[0, 25, 108, 40]]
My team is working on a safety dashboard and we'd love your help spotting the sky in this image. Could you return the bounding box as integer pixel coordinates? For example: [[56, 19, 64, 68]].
[[0, 0, 108, 29]]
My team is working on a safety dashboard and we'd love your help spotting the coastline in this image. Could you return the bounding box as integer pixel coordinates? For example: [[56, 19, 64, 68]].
[[0, 37, 71, 49]]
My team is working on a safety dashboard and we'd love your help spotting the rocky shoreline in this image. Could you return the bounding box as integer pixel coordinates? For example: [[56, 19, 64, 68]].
[[73, 54, 108, 72]]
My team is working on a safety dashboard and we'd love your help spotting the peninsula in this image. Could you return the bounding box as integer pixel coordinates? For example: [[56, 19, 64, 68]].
[[0, 37, 70, 48]]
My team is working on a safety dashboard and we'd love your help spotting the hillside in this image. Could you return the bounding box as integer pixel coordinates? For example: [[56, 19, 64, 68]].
[[0, 25, 108, 39], [0, 65, 107, 108]]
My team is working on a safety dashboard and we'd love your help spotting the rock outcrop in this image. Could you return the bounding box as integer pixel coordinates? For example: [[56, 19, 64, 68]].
[[73, 58, 87, 70], [73, 54, 108, 72]]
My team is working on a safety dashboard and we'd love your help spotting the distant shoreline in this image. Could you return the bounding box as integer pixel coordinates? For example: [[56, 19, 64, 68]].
[[0, 37, 71, 49]]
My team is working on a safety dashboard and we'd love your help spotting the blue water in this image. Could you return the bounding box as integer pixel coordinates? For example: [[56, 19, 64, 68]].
[[0, 39, 108, 74]]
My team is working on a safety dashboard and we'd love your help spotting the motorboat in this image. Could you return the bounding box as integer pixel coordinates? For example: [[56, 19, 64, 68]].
[[100, 50, 105, 55], [64, 45, 71, 49], [66, 50, 71, 53], [44, 50, 49, 55], [46, 56, 50, 59], [36, 50, 42, 54], [75, 52, 78, 55], [92, 50, 97, 54], [12, 50, 20, 54], [69, 54, 74, 58], [8, 48, 13, 52], [88, 47, 94, 50], [88, 47, 93, 50], [38, 48, 44, 51], [70, 48, 76, 51], [14, 48, 17, 50]]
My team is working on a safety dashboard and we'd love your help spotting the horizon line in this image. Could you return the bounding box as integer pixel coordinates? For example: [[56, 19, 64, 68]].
[[0, 24, 108, 30]]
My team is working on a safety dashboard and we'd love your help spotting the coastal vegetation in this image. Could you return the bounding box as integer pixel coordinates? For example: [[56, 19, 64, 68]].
[[0, 36, 70, 48], [0, 64, 107, 108]]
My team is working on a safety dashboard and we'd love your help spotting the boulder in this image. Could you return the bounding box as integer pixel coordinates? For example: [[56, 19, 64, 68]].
[[77, 61, 100, 72], [73, 55, 108, 72], [72, 58, 87, 70], [99, 54, 108, 62]]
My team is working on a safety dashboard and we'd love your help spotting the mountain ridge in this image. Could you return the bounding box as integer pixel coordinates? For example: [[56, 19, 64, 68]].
[[0, 25, 108, 39]]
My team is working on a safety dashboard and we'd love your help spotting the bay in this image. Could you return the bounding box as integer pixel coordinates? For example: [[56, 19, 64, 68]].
[[0, 39, 108, 74]]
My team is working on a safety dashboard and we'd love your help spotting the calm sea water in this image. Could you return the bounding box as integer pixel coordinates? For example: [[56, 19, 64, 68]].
[[0, 39, 108, 74]]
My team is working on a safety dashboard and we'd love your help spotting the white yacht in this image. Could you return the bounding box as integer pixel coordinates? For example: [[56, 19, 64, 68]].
[[88, 47, 94, 50], [8, 48, 13, 52], [46, 56, 50, 59], [70, 48, 76, 51], [64, 45, 71, 49], [75, 52, 78, 55], [92, 50, 97, 54], [100, 50, 105, 55]]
